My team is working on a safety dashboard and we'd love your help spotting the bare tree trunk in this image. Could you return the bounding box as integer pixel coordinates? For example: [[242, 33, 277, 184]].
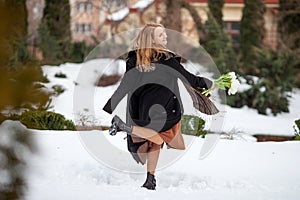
[[181, 0, 205, 41], [160, 0, 205, 42], [161, 0, 182, 32]]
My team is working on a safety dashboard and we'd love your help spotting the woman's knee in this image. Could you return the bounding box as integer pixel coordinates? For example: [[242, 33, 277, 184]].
[[149, 143, 162, 152]]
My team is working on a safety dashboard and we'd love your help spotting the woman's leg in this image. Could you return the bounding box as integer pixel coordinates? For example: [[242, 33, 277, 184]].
[[132, 126, 164, 145], [142, 143, 161, 190], [147, 143, 161, 174], [110, 115, 163, 145]]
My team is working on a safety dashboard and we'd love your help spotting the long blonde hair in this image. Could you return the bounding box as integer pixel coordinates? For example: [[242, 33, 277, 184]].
[[131, 23, 172, 72]]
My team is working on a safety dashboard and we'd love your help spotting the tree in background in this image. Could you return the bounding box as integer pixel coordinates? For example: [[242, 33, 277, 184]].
[[203, 0, 237, 74], [39, 0, 71, 63], [161, 0, 182, 32], [227, 0, 298, 115], [0, 1, 44, 199], [157, 0, 237, 74], [38, 19, 60, 63], [156, 0, 205, 42], [208, 0, 224, 25], [0, 0, 29, 69], [227, 49, 296, 115], [278, 0, 300, 87], [239, 0, 266, 74], [205, 0, 225, 53], [278, 0, 300, 53], [0, 0, 51, 113], [180, 0, 205, 41]]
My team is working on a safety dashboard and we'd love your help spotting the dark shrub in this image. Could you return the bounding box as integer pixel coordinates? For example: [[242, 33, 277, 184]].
[[294, 119, 300, 140], [54, 72, 67, 78], [52, 84, 65, 96]]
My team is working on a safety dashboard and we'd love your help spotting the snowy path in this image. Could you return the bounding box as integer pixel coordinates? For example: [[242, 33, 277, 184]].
[[25, 131, 300, 200]]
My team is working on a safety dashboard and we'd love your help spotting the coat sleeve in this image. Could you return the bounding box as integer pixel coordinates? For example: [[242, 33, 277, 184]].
[[164, 57, 213, 90], [102, 71, 134, 114], [103, 51, 137, 114]]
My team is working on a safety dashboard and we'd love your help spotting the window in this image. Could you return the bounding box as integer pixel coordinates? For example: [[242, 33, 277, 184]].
[[86, 2, 93, 12], [231, 22, 240, 31], [204, 21, 240, 47], [75, 23, 92, 35], [224, 21, 240, 47], [75, 24, 83, 33], [76, 1, 93, 13], [84, 24, 92, 34], [77, 2, 85, 12]]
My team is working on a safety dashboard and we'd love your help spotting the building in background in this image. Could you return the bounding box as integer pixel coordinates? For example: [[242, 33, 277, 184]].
[[184, 0, 278, 49], [69, 0, 102, 44], [26, 0, 279, 48], [69, 0, 155, 44]]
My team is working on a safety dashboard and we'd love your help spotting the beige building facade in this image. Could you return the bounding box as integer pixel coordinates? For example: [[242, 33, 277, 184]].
[[181, 0, 278, 48], [69, 0, 278, 49], [69, 0, 103, 44], [26, 0, 279, 48]]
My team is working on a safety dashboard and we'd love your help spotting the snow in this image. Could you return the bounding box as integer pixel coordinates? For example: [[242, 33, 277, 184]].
[[105, 0, 154, 22], [131, 0, 154, 9], [23, 130, 300, 200], [6, 57, 300, 199], [107, 7, 129, 21]]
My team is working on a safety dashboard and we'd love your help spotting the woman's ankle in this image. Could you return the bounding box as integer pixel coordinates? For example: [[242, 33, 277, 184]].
[[148, 171, 155, 175]]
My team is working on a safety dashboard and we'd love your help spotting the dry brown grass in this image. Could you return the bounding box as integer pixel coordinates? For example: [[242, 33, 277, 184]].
[[96, 75, 121, 87], [76, 125, 109, 131]]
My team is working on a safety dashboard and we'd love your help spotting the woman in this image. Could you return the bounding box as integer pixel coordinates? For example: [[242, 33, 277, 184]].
[[103, 23, 214, 190]]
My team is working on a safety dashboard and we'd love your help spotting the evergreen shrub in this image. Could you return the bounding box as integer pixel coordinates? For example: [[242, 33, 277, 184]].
[[239, 0, 266, 73], [51, 84, 65, 96], [20, 110, 76, 130], [68, 42, 94, 63], [54, 72, 67, 78], [227, 50, 296, 115], [181, 115, 207, 138], [38, 22, 60, 63], [294, 119, 300, 140]]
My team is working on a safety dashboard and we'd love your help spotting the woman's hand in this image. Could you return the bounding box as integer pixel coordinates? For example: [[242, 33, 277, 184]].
[[210, 82, 216, 90]]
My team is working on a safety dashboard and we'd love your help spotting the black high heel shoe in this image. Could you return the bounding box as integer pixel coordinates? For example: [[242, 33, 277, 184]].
[[141, 172, 156, 190], [109, 115, 132, 136]]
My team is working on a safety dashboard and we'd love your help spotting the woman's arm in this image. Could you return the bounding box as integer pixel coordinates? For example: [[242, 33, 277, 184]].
[[163, 57, 213, 90], [103, 51, 137, 114], [103, 70, 135, 114]]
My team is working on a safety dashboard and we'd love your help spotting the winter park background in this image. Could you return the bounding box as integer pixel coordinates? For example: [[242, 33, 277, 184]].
[[1, 0, 300, 200], [5, 59, 300, 200]]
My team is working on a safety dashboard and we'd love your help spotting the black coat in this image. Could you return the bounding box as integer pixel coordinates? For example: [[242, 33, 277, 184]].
[[103, 51, 212, 133]]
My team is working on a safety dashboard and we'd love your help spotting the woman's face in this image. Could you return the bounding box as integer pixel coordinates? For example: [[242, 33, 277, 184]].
[[153, 27, 167, 46]]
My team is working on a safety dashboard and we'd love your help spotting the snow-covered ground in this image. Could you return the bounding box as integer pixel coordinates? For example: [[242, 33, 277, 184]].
[[23, 130, 300, 200], [19, 59, 300, 199]]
